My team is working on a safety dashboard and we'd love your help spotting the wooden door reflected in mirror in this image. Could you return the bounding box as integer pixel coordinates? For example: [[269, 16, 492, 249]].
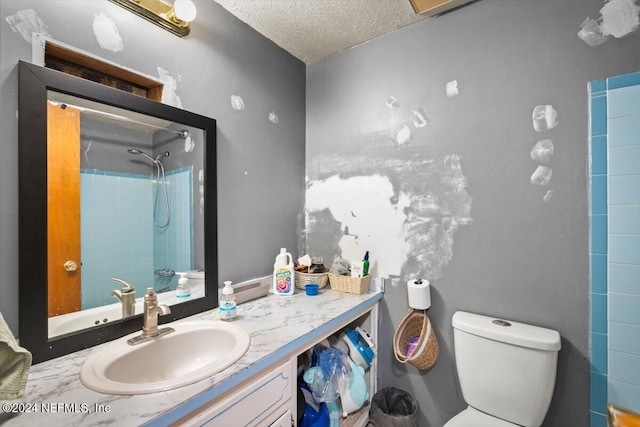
[[47, 102, 82, 317]]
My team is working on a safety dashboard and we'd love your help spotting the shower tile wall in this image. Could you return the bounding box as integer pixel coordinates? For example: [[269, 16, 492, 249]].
[[81, 170, 153, 309], [153, 166, 194, 291], [589, 71, 640, 425]]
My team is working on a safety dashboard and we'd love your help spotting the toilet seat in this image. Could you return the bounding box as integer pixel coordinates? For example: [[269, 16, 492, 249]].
[[444, 406, 519, 427]]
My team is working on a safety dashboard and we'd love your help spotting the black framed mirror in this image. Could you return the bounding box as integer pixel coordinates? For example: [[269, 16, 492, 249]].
[[18, 61, 218, 363]]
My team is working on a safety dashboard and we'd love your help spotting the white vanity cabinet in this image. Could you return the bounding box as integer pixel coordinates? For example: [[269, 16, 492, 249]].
[[9, 290, 381, 427], [173, 301, 379, 427], [177, 359, 297, 426]]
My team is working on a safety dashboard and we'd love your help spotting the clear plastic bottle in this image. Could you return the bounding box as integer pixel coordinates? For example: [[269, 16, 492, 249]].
[[220, 280, 237, 321]]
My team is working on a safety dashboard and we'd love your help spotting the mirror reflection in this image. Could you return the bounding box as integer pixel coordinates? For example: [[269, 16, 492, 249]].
[[46, 91, 205, 338]]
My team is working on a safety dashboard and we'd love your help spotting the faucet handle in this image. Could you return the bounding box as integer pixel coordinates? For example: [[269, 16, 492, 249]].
[[145, 287, 157, 301], [111, 277, 135, 293]]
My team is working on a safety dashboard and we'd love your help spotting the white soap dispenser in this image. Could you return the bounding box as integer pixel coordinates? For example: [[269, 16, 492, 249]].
[[220, 281, 237, 321], [176, 272, 191, 298]]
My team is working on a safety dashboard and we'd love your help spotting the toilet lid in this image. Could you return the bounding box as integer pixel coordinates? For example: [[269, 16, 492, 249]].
[[444, 407, 519, 427]]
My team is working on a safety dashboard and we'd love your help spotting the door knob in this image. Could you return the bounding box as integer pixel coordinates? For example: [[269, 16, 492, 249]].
[[64, 260, 78, 272]]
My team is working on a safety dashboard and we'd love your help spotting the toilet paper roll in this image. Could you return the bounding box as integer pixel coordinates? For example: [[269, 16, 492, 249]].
[[407, 279, 431, 310]]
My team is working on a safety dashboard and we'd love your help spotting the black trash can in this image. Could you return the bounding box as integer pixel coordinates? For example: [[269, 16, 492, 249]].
[[369, 387, 418, 427]]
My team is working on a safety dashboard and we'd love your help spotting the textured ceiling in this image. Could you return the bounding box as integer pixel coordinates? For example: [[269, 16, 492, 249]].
[[212, 0, 428, 64]]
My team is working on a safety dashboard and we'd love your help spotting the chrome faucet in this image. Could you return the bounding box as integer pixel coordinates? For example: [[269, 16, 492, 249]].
[[127, 287, 174, 346], [111, 277, 136, 318]]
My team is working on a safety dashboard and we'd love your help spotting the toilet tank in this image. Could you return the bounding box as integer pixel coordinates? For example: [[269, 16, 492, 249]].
[[452, 311, 561, 427]]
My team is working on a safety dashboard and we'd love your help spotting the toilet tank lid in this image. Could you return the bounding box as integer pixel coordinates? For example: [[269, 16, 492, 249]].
[[452, 311, 561, 351]]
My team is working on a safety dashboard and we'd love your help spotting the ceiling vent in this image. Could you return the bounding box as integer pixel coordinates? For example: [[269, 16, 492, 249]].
[[409, 0, 478, 17]]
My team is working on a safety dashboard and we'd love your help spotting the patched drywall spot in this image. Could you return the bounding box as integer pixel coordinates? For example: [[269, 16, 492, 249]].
[[446, 80, 459, 97], [386, 96, 399, 109], [157, 67, 183, 108], [93, 12, 123, 52], [532, 105, 559, 132], [5, 9, 49, 44], [531, 139, 555, 164], [184, 135, 195, 152], [395, 125, 411, 147], [306, 153, 472, 279], [601, 0, 640, 37], [543, 190, 555, 203], [412, 107, 430, 128], [578, 17, 610, 46], [231, 95, 245, 111], [198, 169, 204, 182], [269, 110, 279, 124], [578, 0, 640, 45], [531, 165, 553, 186]]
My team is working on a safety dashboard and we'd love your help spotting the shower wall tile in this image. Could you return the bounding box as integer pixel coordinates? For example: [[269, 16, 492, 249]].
[[81, 170, 153, 308], [153, 167, 193, 291], [608, 380, 640, 414], [591, 254, 607, 294], [590, 412, 607, 427], [609, 236, 640, 265], [608, 71, 640, 90], [609, 351, 640, 385], [609, 175, 640, 205], [609, 206, 640, 235], [609, 293, 640, 325], [609, 145, 640, 176], [591, 94, 608, 136], [590, 176, 607, 215], [590, 371, 608, 414], [591, 293, 608, 335], [609, 322, 640, 356], [590, 71, 640, 419], [608, 85, 640, 118], [591, 215, 608, 255], [608, 116, 640, 147], [591, 79, 606, 94], [591, 136, 608, 175], [609, 264, 640, 295], [591, 332, 608, 374]]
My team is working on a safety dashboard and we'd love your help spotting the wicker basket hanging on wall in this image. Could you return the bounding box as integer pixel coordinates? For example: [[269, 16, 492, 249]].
[[393, 309, 439, 370]]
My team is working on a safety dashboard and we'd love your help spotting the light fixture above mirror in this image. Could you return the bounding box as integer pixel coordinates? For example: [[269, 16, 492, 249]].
[[109, 0, 197, 37]]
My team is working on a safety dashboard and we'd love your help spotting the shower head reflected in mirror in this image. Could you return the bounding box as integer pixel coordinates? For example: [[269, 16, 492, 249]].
[[127, 148, 171, 230], [127, 148, 169, 164]]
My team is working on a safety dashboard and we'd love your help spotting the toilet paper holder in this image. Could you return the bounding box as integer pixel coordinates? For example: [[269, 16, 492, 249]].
[[407, 278, 431, 310]]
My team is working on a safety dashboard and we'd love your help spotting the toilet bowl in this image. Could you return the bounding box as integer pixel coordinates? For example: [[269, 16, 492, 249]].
[[444, 311, 561, 427], [445, 407, 518, 427]]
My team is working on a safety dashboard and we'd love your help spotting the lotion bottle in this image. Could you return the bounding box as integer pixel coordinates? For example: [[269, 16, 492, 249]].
[[273, 248, 295, 295], [220, 281, 237, 321]]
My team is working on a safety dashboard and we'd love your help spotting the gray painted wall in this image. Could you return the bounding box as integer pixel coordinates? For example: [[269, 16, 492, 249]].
[[0, 0, 305, 334], [305, 1, 640, 426]]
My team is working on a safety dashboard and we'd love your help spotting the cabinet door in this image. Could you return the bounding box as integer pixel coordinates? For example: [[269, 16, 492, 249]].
[[184, 360, 294, 427], [268, 409, 291, 427]]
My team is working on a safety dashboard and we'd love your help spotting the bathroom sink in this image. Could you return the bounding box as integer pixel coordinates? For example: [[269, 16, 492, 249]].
[[80, 321, 251, 394]]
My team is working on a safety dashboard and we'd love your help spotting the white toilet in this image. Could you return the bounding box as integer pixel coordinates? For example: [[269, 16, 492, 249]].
[[444, 311, 561, 427]]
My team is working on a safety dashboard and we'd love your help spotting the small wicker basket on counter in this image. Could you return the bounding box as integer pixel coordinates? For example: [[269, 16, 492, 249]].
[[328, 273, 371, 294], [294, 271, 329, 290]]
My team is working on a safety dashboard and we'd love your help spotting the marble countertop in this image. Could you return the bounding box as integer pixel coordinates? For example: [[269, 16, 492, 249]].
[[2, 288, 382, 426]]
